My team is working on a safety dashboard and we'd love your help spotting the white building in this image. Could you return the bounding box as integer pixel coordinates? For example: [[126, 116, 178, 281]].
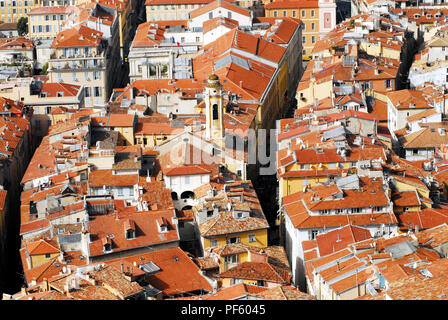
[[281, 175, 398, 289], [163, 165, 211, 210]]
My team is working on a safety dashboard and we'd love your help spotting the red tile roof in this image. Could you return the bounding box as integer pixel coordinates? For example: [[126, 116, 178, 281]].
[[88, 209, 179, 257], [163, 164, 211, 176], [218, 261, 291, 284], [88, 170, 139, 187], [28, 5, 75, 14], [104, 247, 214, 296], [26, 239, 60, 256], [40, 83, 81, 97], [316, 225, 372, 257], [51, 25, 103, 48]]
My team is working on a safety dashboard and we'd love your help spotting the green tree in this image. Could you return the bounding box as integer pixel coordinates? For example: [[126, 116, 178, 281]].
[[41, 62, 49, 75], [17, 17, 28, 36]]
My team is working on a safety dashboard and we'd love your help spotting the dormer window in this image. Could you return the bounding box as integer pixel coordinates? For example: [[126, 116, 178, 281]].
[[226, 237, 240, 244], [157, 217, 169, 233], [102, 237, 113, 253], [104, 243, 112, 252], [124, 219, 136, 240], [126, 229, 135, 239]]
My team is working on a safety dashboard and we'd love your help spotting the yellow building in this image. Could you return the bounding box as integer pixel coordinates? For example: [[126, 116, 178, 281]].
[[22, 239, 60, 269], [27, 6, 74, 39], [392, 190, 424, 214], [195, 181, 270, 254], [106, 113, 136, 146], [264, 1, 319, 57], [48, 25, 110, 108], [391, 174, 431, 202], [263, 0, 336, 58], [278, 146, 386, 199], [216, 247, 292, 287], [145, 0, 215, 21], [201, 227, 268, 252], [359, 39, 401, 61], [0, 0, 39, 24], [134, 122, 178, 148], [296, 70, 333, 108]]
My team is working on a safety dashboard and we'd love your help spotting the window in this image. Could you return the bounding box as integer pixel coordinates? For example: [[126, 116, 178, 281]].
[[207, 210, 213, 217], [224, 255, 238, 263], [104, 243, 112, 252], [228, 11, 232, 18], [126, 229, 135, 239], [292, 10, 296, 17], [212, 104, 219, 120], [384, 79, 393, 89], [374, 206, 382, 212], [72, 72, 77, 81], [302, 10, 305, 17], [311, 23, 315, 30], [209, 12, 213, 19], [312, 36, 315, 43], [257, 280, 266, 287], [94, 86, 102, 97], [85, 87, 91, 97], [303, 36, 306, 43], [226, 237, 240, 244], [283, 10, 286, 16], [310, 229, 318, 240], [248, 234, 256, 242], [184, 176, 190, 184], [300, 164, 309, 170], [351, 207, 361, 213], [210, 239, 218, 247], [335, 209, 344, 214], [45, 253, 51, 258], [274, 10, 277, 17], [319, 209, 329, 214], [311, 10, 315, 17]]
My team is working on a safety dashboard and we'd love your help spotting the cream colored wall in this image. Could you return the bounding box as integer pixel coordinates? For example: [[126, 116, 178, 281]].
[[28, 12, 68, 39], [146, 3, 203, 21]]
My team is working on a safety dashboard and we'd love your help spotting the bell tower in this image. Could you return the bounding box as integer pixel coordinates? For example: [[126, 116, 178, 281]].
[[204, 74, 225, 144]]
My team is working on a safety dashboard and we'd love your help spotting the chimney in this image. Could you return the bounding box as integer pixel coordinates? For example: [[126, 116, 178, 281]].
[[42, 278, 50, 292], [71, 277, 79, 290]]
